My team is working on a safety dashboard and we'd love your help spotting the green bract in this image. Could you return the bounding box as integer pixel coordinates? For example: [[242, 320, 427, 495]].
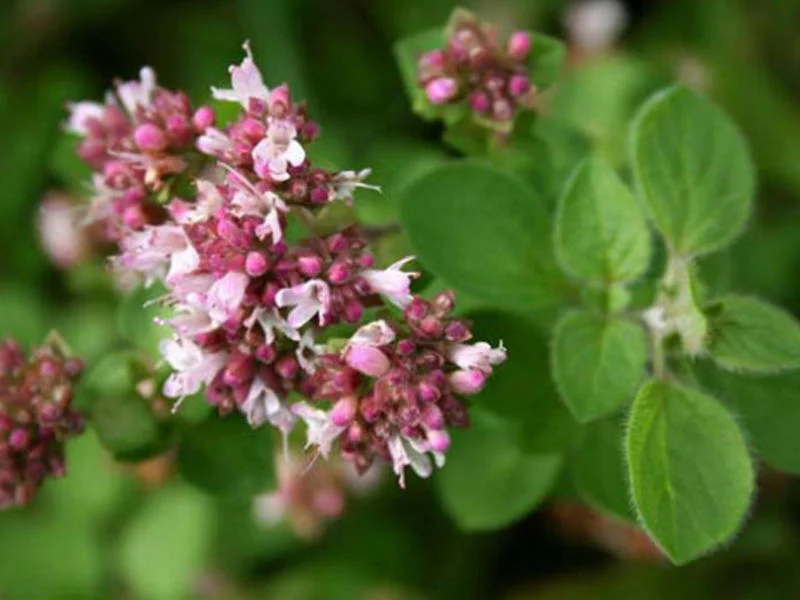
[[630, 86, 755, 256], [626, 380, 755, 564]]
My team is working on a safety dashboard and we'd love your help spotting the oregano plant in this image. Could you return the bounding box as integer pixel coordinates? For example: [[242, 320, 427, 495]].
[[3, 4, 800, 581]]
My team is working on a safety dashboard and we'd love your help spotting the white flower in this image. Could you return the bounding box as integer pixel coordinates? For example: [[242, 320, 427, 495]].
[[245, 307, 300, 345], [252, 120, 305, 182], [361, 256, 417, 308], [387, 435, 445, 489], [211, 41, 270, 109], [242, 377, 296, 433], [226, 165, 288, 243], [116, 67, 157, 114], [330, 168, 381, 203], [168, 297, 215, 336], [296, 329, 322, 374], [275, 279, 331, 329], [346, 320, 396, 349], [196, 127, 233, 157], [173, 180, 225, 224], [160, 337, 226, 399], [447, 341, 506, 373], [564, 0, 628, 53], [65, 102, 105, 136], [206, 271, 249, 325], [291, 402, 345, 459], [117, 225, 197, 286]]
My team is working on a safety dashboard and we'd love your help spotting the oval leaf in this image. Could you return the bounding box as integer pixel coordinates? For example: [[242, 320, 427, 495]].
[[697, 363, 800, 473], [626, 379, 755, 564], [555, 158, 651, 283], [436, 409, 562, 531], [400, 162, 564, 310], [552, 312, 647, 422], [178, 415, 276, 499], [707, 295, 800, 373], [630, 86, 754, 256]]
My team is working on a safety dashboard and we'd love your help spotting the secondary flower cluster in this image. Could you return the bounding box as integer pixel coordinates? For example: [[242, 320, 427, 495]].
[[67, 66, 214, 240], [82, 42, 506, 486], [417, 10, 534, 127], [0, 338, 84, 509]]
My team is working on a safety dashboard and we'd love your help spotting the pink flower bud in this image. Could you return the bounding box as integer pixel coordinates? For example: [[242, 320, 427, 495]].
[[508, 74, 532, 98], [331, 395, 358, 426], [422, 404, 444, 429], [469, 90, 490, 113], [9, 429, 28, 450], [507, 31, 532, 60], [427, 429, 451, 452], [345, 345, 391, 378], [122, 204, 146, 229], [245, 252, 269, 277], [425, 77, 458, 105], [310, 186, 329, 203], [327, 261, 350, 284], [275, 355, 299, 380], [313, 487, 345, 518], [133, 123, 167, 151], [297, 255, 323, 277], [192, 106, 215, 130], [418, 49, 446, 71], [449, 369, 487, 395]]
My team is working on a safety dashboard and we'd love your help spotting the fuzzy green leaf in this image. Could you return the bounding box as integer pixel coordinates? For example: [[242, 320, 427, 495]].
[[626, 379, 755, 564], [552, 312, 647, 422], [400, 162, 565, 310], [630, 86, 754, 256], [178, 415, 276, 499], [707, 295, 800, 373], [436, 409, 562, 531], [555, 158, 651, 283]]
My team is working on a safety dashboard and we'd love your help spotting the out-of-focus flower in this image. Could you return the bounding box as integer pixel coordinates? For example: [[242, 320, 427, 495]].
[[37, 193, 92, 268], [0, 336, 84, 509], [564, 0, 628, 55]]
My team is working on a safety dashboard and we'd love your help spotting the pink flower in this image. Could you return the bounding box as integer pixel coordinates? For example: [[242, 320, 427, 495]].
[[252, 120, 305, 182], [361, 256, 417, 308], [37, 194, 90, 268], [346, 319, 396, 348], [228, 171, 288, 242], [247, 308, 300, 344], [292, 402, 345, 459], [275, 280, 331, 328], [447, 341, 506, 373], [117, 225, 197, 285], [116, 67, 157, 114], [425, 77, 458, 104], [160, 337, 226, 398], [206, 272, 249, 325], [345, 345, 391, 378], [211, 41, 270, 109], [65, 102, 105, 136]]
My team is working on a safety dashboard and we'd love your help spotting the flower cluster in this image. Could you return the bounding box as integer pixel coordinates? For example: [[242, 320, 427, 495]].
[[0, 338, 84, 509], [67, 66, 214, 240], [294, 291, 506, 487], [417, 10, 534, 127], [96, 42, 506, 487]]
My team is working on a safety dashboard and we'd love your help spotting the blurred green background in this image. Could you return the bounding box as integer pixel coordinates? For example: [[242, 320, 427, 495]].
[[2, 0, 800, 598]]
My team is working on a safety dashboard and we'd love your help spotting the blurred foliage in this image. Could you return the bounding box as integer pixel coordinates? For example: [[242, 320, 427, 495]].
[[3, 0, 800, 597]]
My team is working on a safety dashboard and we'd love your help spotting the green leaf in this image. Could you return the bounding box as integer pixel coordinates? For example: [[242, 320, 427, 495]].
[[400, 162, 565, 310], [697, 363, 800, 473], [630, 86, 755, 256], [626, 379, 755, 564], [552, 312, 647, 423], [118, 484, 215, 600], [178, 415, 276, 499], [468, 310, 580, 453], [525, 33, 566, 92], [706, 295, 800, 373], [555, 159, 651, 283], [571, 416, 635, 522], [436, 408, 562, 531], [81, 352, 172, 460]]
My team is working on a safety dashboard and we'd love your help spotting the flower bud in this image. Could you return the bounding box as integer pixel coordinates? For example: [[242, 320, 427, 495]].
[[245, 252, 270, 277], [425, 77, 458, 105], [345, 345, 391, 378], [508, 74, 532, 98], [449, 369, 487, 395], [133, 123, 167, 151], [192, 106, 215, 130], [427, 429, 451, 452], [507, 31, 532, 60], [469, 91, 490, 113], [330, 395, 358, 427]]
